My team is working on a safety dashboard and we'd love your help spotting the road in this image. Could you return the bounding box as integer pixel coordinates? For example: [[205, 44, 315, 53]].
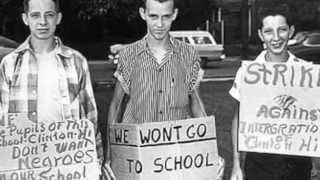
[[88, 59, 241, 88]]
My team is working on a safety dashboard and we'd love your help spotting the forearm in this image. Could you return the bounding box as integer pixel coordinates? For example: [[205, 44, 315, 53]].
[[106, 82, 126, 162], [106, 100, 122, 162], [190, 90, 207, 117], [232, 101, 241, 167]]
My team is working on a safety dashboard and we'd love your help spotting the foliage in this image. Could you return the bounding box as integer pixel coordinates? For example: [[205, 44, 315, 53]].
[[75, 0, 117, 20]]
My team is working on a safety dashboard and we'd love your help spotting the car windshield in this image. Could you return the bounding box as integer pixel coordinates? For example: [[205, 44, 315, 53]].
[[192, 36, 212, 44]]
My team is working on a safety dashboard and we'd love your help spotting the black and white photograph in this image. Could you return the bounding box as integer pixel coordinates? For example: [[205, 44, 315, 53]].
[[1, 0, 320, 180]]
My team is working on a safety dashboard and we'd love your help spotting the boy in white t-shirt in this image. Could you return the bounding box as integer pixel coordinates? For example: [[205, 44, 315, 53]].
[[230, 6, 312, 180]]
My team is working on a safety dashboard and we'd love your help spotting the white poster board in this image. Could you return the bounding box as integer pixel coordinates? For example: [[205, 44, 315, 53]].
[[239, 61, 320, 157], [110, 116, 218, 180], [0, 114, 100, 180]]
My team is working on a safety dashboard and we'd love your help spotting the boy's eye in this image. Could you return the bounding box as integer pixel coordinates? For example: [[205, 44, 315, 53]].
[[46, 13, 55, 18], [149, 15, 157, 19], [279, 28, 288, 32], [30, 13, 40, 18], [264, 29, 272, 34], [163, 15, 171, 19]]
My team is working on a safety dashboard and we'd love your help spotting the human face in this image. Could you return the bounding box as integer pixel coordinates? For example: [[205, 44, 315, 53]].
[[22, 0, 62, 41], [258, 15, 294, 55], [139, 0, 178, 41]]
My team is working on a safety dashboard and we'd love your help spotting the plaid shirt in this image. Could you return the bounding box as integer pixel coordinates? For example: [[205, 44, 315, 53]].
[[0, 36, 103, 160]]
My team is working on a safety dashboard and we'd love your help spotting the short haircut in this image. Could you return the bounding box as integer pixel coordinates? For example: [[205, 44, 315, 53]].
[[141, 0, 176, 9], [257, 4, 292, 29], [23, 0, 60, 13]]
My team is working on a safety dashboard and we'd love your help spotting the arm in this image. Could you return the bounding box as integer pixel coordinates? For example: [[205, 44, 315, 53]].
[[106, 81, 126, 161], [189, 89, 207, 117], [0, 56, 10, 124], [100, 81, 126, 180], [107, 81, 126, 125], [231, 100, 245, 180], [77, 57, 116, 179], [75, 55, 106, 170]]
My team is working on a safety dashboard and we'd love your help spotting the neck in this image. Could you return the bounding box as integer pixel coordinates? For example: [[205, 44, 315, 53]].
[[146, 34, 170, 50], [265, 51, 289, 63], [30, 37, 56, 54]]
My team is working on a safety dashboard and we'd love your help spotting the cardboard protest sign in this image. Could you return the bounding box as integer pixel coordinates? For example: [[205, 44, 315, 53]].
[[0, 114, 100, 180], [110, 116, 218, 180], [239, 61, 320, 157]]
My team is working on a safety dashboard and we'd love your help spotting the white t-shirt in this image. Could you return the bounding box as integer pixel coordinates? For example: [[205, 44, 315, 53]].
[[36, 50, 63, 123], [229, 50, 311, 101]]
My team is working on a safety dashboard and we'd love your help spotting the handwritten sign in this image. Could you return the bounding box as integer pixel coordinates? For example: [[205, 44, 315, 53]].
[[0, 114, 100, 180], [110, 116, 219, 180], [239, 61, 320, 157]]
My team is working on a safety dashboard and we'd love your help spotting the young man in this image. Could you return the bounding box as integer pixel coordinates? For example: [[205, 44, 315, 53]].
[[107, 0, 227, 179], [230, 7, 312, 180], [108, 0, 206, 125], [0, 0, 113, 178]]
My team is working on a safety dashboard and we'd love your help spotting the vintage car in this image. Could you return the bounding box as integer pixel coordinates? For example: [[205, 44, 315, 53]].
[[289, 31, 320, 64], [109, 31, 225, 67], [0, 35, 18, 60], [169, 30, 225, 66]]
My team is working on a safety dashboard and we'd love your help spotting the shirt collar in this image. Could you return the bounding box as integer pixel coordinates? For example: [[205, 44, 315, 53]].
[[137, 35, 179, 55], [255, 50, 297, 63], [15, 36, 72, 58]]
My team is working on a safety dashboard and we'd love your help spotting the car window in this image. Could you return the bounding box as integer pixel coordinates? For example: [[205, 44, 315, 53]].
[[305, 34, 320, 45], [184, 37, 190, 44], [174, 37, 183, 41], [192, 36, 212, 44], [172, 36, 190, 44]]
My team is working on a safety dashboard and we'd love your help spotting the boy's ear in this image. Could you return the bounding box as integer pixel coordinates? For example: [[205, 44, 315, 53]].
[[139, 7, 146, 20], [172, 8, 178, 21], [258, 29, 264, 42], [56, 12, 62, 25], [289, 25, 295, 39], [22, 13, 29, 26]]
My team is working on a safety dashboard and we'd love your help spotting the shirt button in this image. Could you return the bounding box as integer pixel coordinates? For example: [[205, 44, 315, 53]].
[[31, 112, 37, 116], [158, 68, 162, 72], [32, 90, 36, 95], [159, 111, 163, 114], [159, 90, 163, 93]]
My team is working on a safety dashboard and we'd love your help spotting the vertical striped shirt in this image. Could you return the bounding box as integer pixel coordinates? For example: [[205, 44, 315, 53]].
[[114, 36, 204, 123]]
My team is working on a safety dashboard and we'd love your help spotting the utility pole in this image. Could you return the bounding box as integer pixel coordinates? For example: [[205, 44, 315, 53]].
[[240, 0, 249, 59]]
